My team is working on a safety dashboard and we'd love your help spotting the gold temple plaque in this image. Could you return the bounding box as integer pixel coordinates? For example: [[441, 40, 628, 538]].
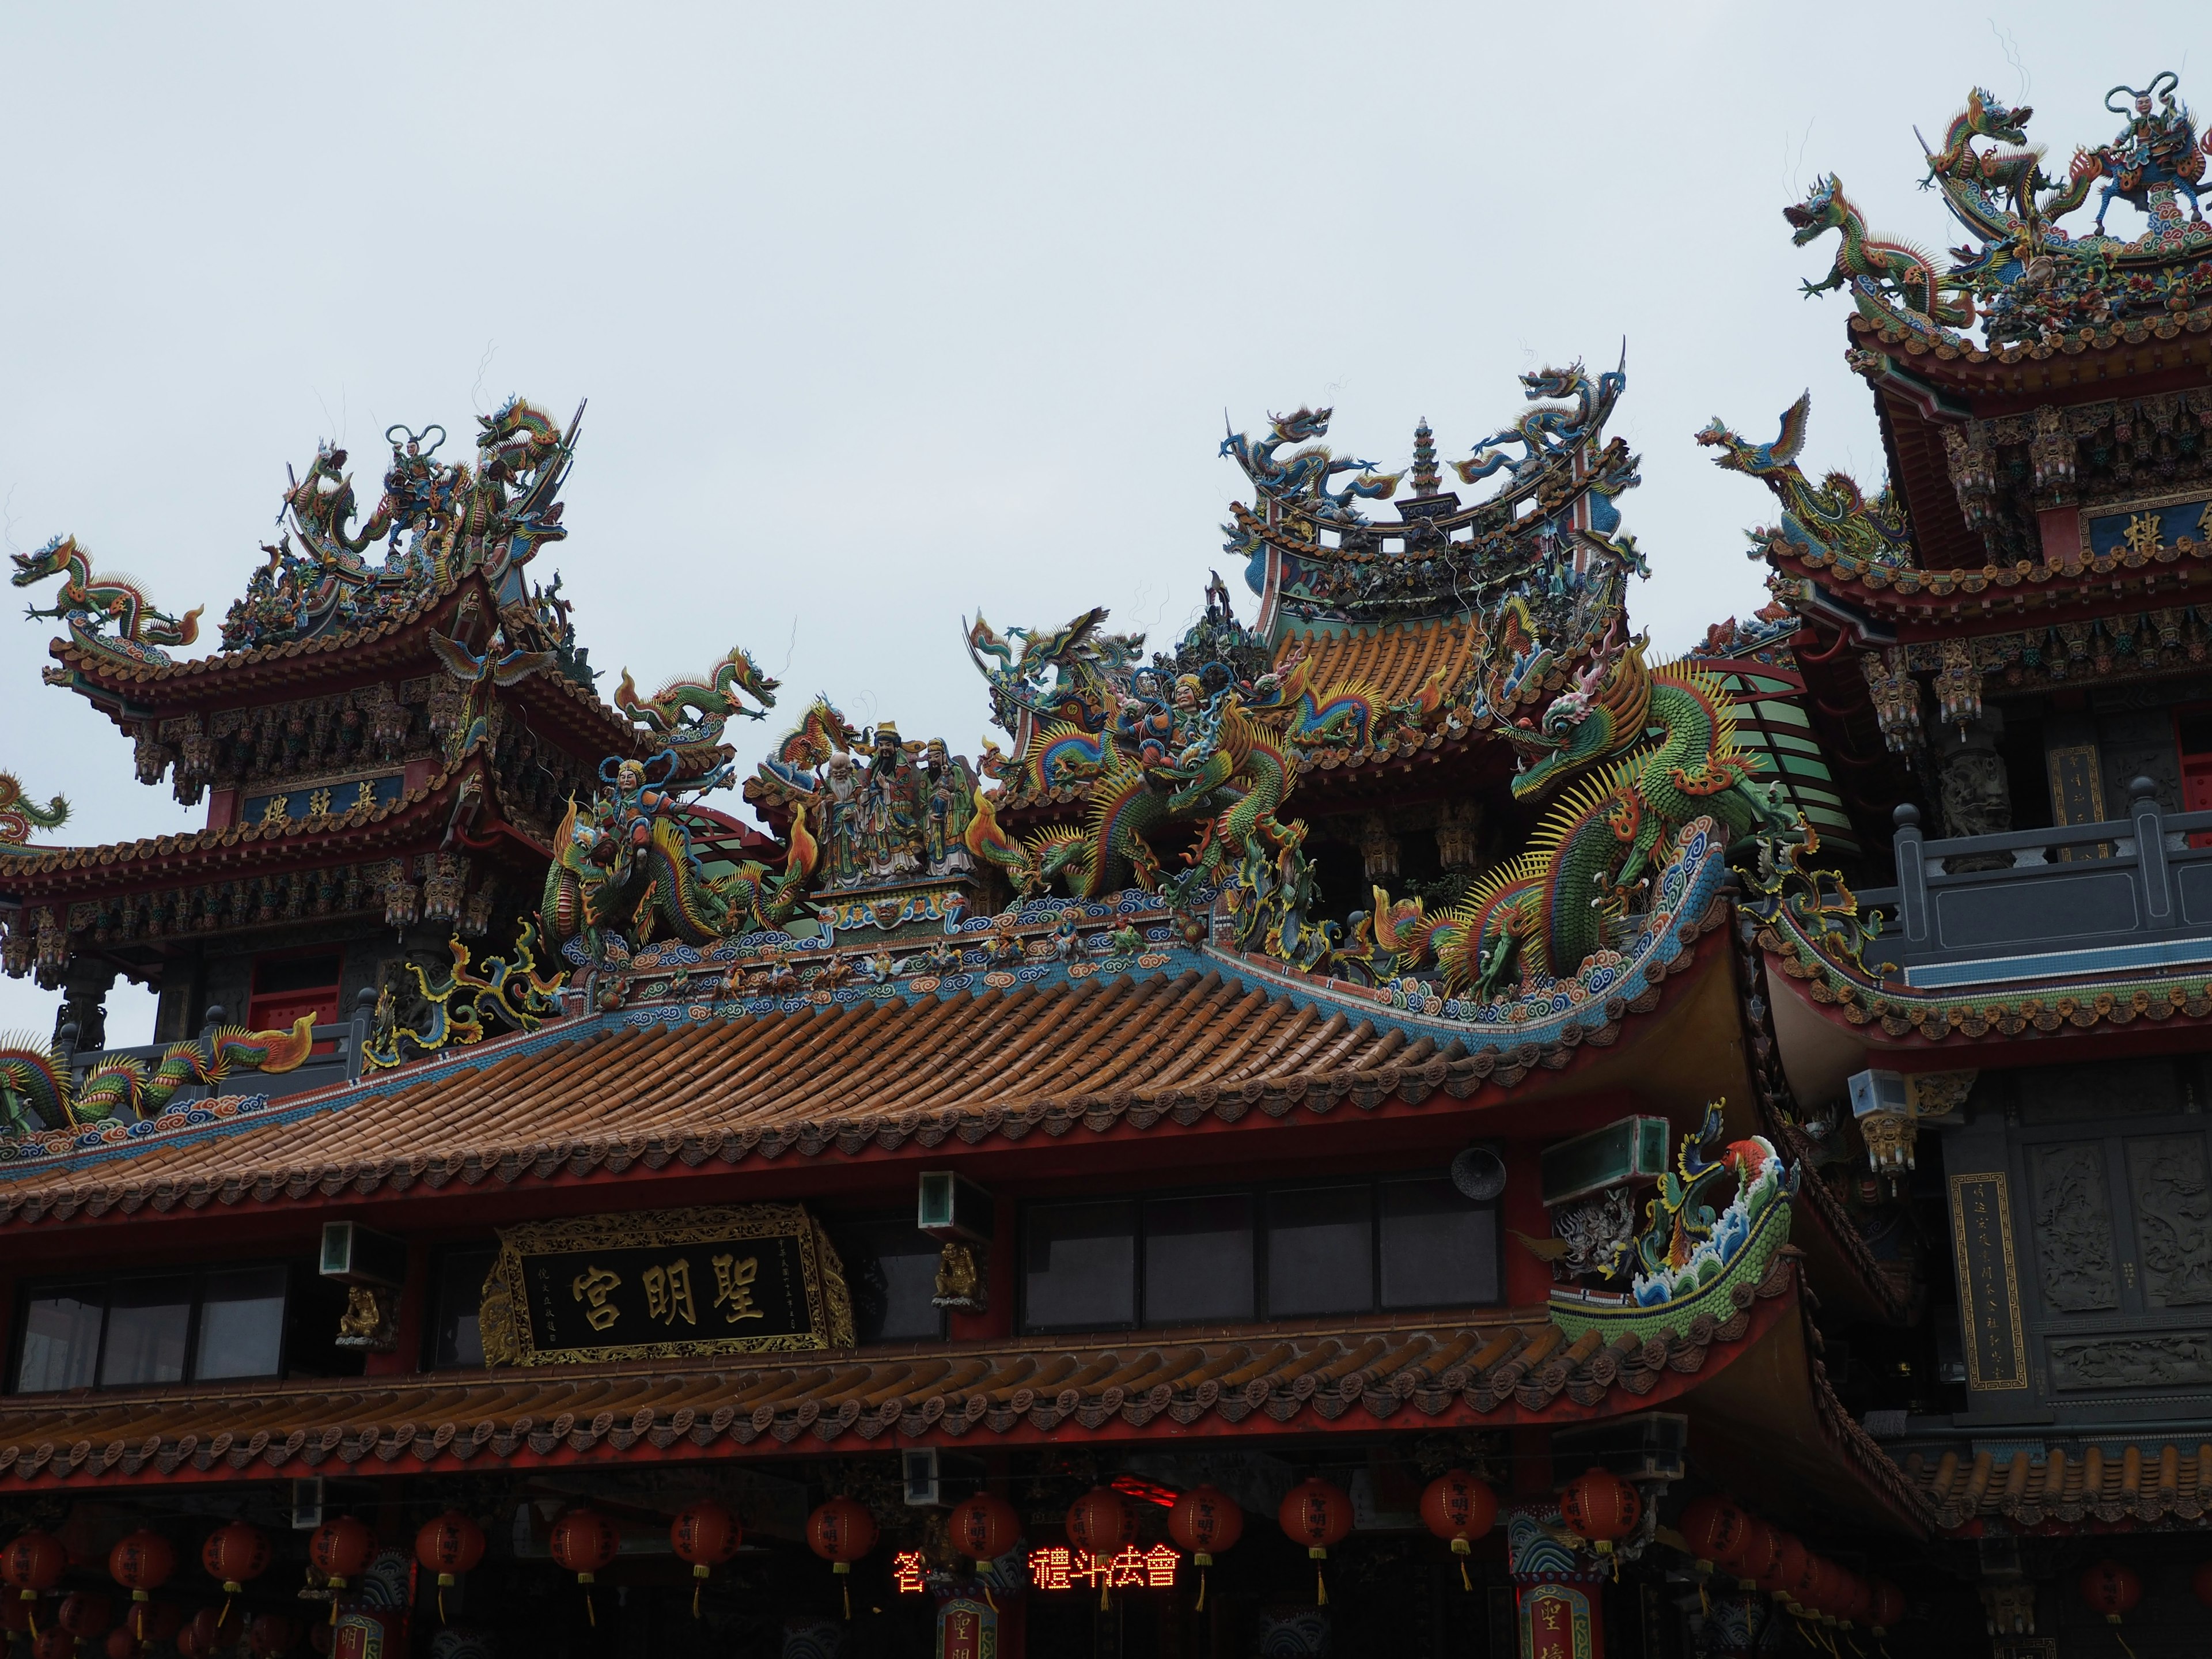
[[478, 1202, 854, 1366]]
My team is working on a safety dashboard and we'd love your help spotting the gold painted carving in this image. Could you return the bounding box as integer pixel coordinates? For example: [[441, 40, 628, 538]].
[[477, 1202, 854, 1367]]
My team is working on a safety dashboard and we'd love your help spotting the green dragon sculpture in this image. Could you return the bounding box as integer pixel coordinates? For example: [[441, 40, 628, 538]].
[[0, 1016, 318, 1136], [1783, 174, 1975, 338], [1695, 394, 1916, 570], [12, 535, 205, 666], [1343, 648, 1788, 997], [0, 774, 69, 851], [614, 645, 780, 759], [544, 757, 820, 959]]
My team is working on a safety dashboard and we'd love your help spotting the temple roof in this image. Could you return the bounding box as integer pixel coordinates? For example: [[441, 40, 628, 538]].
[[1907, 1438, 2212, 1530], [0, 895, 1743, 1228]]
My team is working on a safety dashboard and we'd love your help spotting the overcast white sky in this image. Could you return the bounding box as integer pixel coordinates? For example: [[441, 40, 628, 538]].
[[0, 2, 2195, 1042]]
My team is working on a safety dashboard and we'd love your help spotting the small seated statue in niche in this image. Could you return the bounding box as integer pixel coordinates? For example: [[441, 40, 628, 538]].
[[335, 1285, 399, 1352], [931, 1241, 987, 1312]]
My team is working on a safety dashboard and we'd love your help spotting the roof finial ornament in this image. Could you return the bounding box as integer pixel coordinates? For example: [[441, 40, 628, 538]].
[[1409, 417, 1440, 499]]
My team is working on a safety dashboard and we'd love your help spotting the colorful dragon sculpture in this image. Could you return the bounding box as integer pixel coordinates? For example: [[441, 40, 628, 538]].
[[12, 535, 204, 667], [362, 931, 569, 1071], [1783, 174, 1976, 339], [615, 645, 780, 759], [0, 1015, 317, 1136], [1219, 407, 1402, 522], [1453, 356, 1626, 484], [0, 774, 69, 851], [966, 607, 1146, 746], [1339, 644, 1788, 997], [544, 753, 819, 959], [1695, 394, 1916, 569]]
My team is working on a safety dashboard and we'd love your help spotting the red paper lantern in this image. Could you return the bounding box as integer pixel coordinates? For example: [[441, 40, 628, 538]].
[[671, 1501, 741, 1579], [1831, 1569, 1870, 1628], [549, 1509, 620, 1585], [32, 1626, 73, 1659], [1419, 1471, 1499, 1554], [3, 1531, 67, 1603], [132, 1602, 183, 1647], [1279, 1478, 1353, 1607], [1730, 1517, 1777, 1589], [1677, 1495, 1749, 1573], [1066, 1488, 1136, 1557], [1559, 1468, 1642, 1555], [306, 1518, 375, 1590], [806, 1498, 877, 1622], [1167, 1486, 1244, 1565], [944, 1494, 1021, 1568], [2195, 1560, 2212, 1609], [1789, 1552, 1830, 1618], [188, 1605, 225, 1654], [414, 1513, 486, 1588], [109, 1533, 176, 1608], [247, 1613, 300, 1657], [175, 1619, 204, 1659], [59, 1593, 113, 1640], [805, 1499, 878, 1569], [203, 1520, 271, 1605], [105, 1628, 139, 1659], [2081, 1559, 2142, 1624], [1278, 1479, 1354, 1556], [1759, 1532, 1806, 1601]]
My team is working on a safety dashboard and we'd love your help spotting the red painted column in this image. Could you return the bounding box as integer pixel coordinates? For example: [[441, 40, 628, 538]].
[[362, 1238, 429, 1376], [2037, 504, 2080, 567]]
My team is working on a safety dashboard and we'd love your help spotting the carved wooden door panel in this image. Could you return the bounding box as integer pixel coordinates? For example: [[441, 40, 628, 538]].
[[2007, 1058, 2212, 1406]]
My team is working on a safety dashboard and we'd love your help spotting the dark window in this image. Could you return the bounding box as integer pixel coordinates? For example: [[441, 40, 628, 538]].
[[1378, 1175, 1499, 1308], [9, 1266, 291, 1393], [1025, 1201, 1138, 1331], [194, 1267, 290, 1380], [1264, 1186, 1374, 1317], [428, 1247, 500, 1369], [15, 1287, 102, 1392], [835, 1219, 946, 1345], [100, 1276, 195, 1388], [1142, 1193, 1255, 1325]]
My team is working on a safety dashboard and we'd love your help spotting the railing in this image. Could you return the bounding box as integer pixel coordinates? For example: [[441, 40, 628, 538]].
[[1856, 779, 2212, 988], [57, 988, 379, 1104]]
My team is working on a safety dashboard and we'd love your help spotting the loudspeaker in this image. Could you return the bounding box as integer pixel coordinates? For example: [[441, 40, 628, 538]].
[[1450, 1143, 1509, 1202]]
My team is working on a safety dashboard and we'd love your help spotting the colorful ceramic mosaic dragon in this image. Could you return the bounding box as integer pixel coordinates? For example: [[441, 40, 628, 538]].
[[1339, 644, 1788, 995], [362, 931, 569, 1071], [1453, 356, 1626, 484], [0, 1016, 317, 1135], [544, 753, 819, 959], [1695, 394, 1916, 570], [614, 645, 781, 760], [1219, 406, 1403, 521], [12, 535, 204, 667], [1783, 175, 1975, 339], [0, 774, 68, 851]]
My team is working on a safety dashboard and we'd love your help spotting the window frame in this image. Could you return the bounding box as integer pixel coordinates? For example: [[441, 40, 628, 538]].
[[1019, 1171, 1501, 1336], [7, 1263, 296, 1395]]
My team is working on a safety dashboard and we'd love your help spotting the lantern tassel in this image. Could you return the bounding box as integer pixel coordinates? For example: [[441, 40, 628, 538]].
[[1099, 1582, 1108, 1613], [1461, 1558, 1472, 1594], [692, 1580, 701, 1620], [2113, 1636, 2138, 1659], [1698, 1579, 1710, 1618], [329, 1600, 338, 1628], [842, 1578, 852, 1622], [1316, 1565, 1328, 1608], [585, 1590, 596, 1629], [1196, 1569, 1207, 1613], [440, 1587, 449, 1625], [219, 1595, 232, 1628]]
